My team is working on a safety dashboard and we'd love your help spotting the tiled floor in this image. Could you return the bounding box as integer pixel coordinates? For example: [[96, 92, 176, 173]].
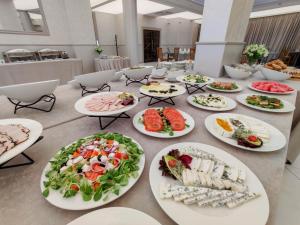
[[273, 156, 300, 225]]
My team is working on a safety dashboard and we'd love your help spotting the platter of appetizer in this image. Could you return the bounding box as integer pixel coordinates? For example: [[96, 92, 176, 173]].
[[0, 118, 43, 164], [149, 142, 269, 225], [205, 113, 286, 152], [40, 132, 145, 210], [133, 107, 195, 138], [236, 94, 295, 113], [67, 207, 162, 225], [176, 73, 214, 85], [187, 94, 237, 111], [140, 82, 186, 98], [248, 81, 295, 95], [207, 81, 242, 93], [74, 92, 138, 116]]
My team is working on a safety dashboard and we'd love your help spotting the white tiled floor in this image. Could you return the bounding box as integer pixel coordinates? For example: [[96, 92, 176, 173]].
[[273, 156, 300, 225]]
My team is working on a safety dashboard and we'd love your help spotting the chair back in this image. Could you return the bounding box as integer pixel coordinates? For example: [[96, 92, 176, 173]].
[[157, 47, 164, 61], [189, 48, 196, 60], [174, 48, 179, 61], [75, 70, 115, 88]]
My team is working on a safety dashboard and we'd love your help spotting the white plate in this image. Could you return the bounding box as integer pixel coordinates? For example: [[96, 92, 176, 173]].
[[236, 94, 295, 113], [207, 83, 243, 93], [149, 142, 269, 225], [248, 83, 295, 95], [132, 108, 195, 138], [139, 83, 186, 98], [40, 135, 145, 210], [205, 113, 286, 152], [176, 75, 214, 86], [74, 91, 139, 116], [187, 94, 237, 112], [0, 118, 43, 164], [67, 207, 162, 225]]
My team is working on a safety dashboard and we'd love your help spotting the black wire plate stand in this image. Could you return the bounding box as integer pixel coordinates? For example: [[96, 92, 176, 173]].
[[89, 112, 130, 130], [0, 136, 44, 169], [7, 94, 56, 114], [125, 74, 150, 86], [139, 93, 176, 106], [80, 83, 111, 96], [184, 83, 208, 94]]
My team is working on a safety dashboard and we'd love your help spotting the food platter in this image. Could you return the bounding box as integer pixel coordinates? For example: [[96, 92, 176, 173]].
[[248, 81, 295, 95], [206, 82, 243, 93], [139, 82, 186, 98], [40, 132, 145, 210], [205, 113, 286, 152], [133, 107, 195, 138], [236, 94, 295, 113], [187, 94, 237, 112], [67, 207, 162, 225], [74, 91, 139, 116], [176, 74, 214, 86], [149, 142, 269, 225], [0, 118, 43, 165]]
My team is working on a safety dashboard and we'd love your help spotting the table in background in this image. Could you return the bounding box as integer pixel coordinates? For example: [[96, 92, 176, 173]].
[[0, 58, 83, 86], [94, 57, 130, 72]]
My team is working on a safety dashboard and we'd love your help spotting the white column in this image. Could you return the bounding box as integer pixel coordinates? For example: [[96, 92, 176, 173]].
[[123, 0, 139, 66], [194, 0, 254, 77]]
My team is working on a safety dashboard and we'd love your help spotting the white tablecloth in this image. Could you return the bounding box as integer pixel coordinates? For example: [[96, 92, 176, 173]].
[[0, 59, 83, 85], [94, 57, 130, 71]]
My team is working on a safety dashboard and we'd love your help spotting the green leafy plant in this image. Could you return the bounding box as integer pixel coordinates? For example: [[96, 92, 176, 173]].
[[95, 46, 103, 55]]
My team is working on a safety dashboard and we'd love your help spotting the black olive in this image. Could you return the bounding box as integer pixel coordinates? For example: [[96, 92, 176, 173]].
[[77, 168, 82, 173], [97, 155, 102, 161]]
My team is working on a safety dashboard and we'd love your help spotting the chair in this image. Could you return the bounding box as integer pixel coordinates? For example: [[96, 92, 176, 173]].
[[174, 48, 179, 61], [124, 66, 153, 86], [74, 70, 115, 96], [156, 48, 167, 61], [189, 48, 196, 60], [0, 80, 59, 114]]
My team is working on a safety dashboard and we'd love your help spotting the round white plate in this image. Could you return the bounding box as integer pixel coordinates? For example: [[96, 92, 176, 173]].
[[74, 91, 138, 116], [207, 83, 243, 93], [187, 94, 237, 112], [176, 75, 214, 86], [133, 108, 195, 138], [67, 207, 162, 225], [205, 113, 286, 152], [149, 142, 269, 225], [0, 118, 43, 164], [236, 94, 295, 113], [248, 83, 295, 95], [40, 135, 145, 210], [140, 83, 186, 98]]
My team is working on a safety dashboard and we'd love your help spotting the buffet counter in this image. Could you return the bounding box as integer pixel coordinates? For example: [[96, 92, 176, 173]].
[[0, 77, 297, 225], [0, 58, 83, 86]]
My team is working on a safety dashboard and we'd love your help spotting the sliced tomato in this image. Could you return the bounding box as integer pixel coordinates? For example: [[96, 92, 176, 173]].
[[115, 152, 123, 159], [122, 153, 129, 160], [85, 171, 100, 181], [170, 119, 185, 131], [100, 150, 108, 156], [93, 182, 101, 190], [113, 159, 119, 167], [82, 150, 93, 159], [70, 184, 79, 191], [92, 163, 106, 174], [91, 150, 99, 157], [145, 120, 163, 132], [72, 150, 80, 158]]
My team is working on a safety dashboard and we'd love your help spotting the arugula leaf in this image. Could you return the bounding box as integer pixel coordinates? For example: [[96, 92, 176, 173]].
[[42, 188, 49, 197]]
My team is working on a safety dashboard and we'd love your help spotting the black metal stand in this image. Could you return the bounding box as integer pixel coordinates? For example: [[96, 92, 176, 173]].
[[139, 93, 176, 106], [8, 94, 56, 114], [125, 74, 150, 86], [89, 112, 130, 130], [0, 136, 44, 169], [80, 83, 111, 96], [184, 83, 207, 95]]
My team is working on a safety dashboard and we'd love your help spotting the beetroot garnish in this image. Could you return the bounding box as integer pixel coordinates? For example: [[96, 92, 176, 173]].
[[178, 154, 192, 169]]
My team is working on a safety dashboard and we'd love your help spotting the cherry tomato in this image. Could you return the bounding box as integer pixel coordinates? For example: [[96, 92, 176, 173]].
[[248, 135, 258, 142], [122, 153, 129, 160], [85, 171, 99, 181], [115, 152, 123, 159], [70, 184, 79, 191], [93, 182, 101, 190], [113, 159, 119, 167], [168, 159, 177, 168]]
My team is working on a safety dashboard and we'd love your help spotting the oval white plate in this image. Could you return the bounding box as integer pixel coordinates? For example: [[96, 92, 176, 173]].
[[40, 135, 145, 210], [140, 83, 186, 98], [67, 207, 162, 225], [205, 113, 286, 152], [248, 83, 295, 95], [187, 94, 237, 111], [74, 91, 139, 116], [207, 83, 243, 93], [133, 108, 195, 138], [236, 94, 295, 113], [0, 118, 43, 164], [176, 75, 214, 86], [149, 142, 269, 225]]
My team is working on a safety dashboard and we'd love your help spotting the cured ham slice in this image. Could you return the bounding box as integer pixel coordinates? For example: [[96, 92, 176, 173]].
[[85, 94, 128, 112]]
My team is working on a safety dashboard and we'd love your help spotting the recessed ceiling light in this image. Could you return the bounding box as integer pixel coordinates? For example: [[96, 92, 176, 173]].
[[160, 11, 202, 20], [93, 0, 173, 15], [251, 5, 300, 18]]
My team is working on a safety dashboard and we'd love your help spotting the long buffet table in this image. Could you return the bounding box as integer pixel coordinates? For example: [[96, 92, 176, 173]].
[[0, 58, 83, 86], [0, 76, 298, 225]]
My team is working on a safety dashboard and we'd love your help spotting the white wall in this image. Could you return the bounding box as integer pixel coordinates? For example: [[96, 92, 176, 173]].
[[94, 12, 198, 62]]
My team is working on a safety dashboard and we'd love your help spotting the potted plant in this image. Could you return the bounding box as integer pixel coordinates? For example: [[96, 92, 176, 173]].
[[243, 44, 269, 65], [95, 45, 103, 57]]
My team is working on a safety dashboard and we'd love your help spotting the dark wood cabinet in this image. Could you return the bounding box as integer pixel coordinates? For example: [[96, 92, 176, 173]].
[[143, 29, 160, 63]]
